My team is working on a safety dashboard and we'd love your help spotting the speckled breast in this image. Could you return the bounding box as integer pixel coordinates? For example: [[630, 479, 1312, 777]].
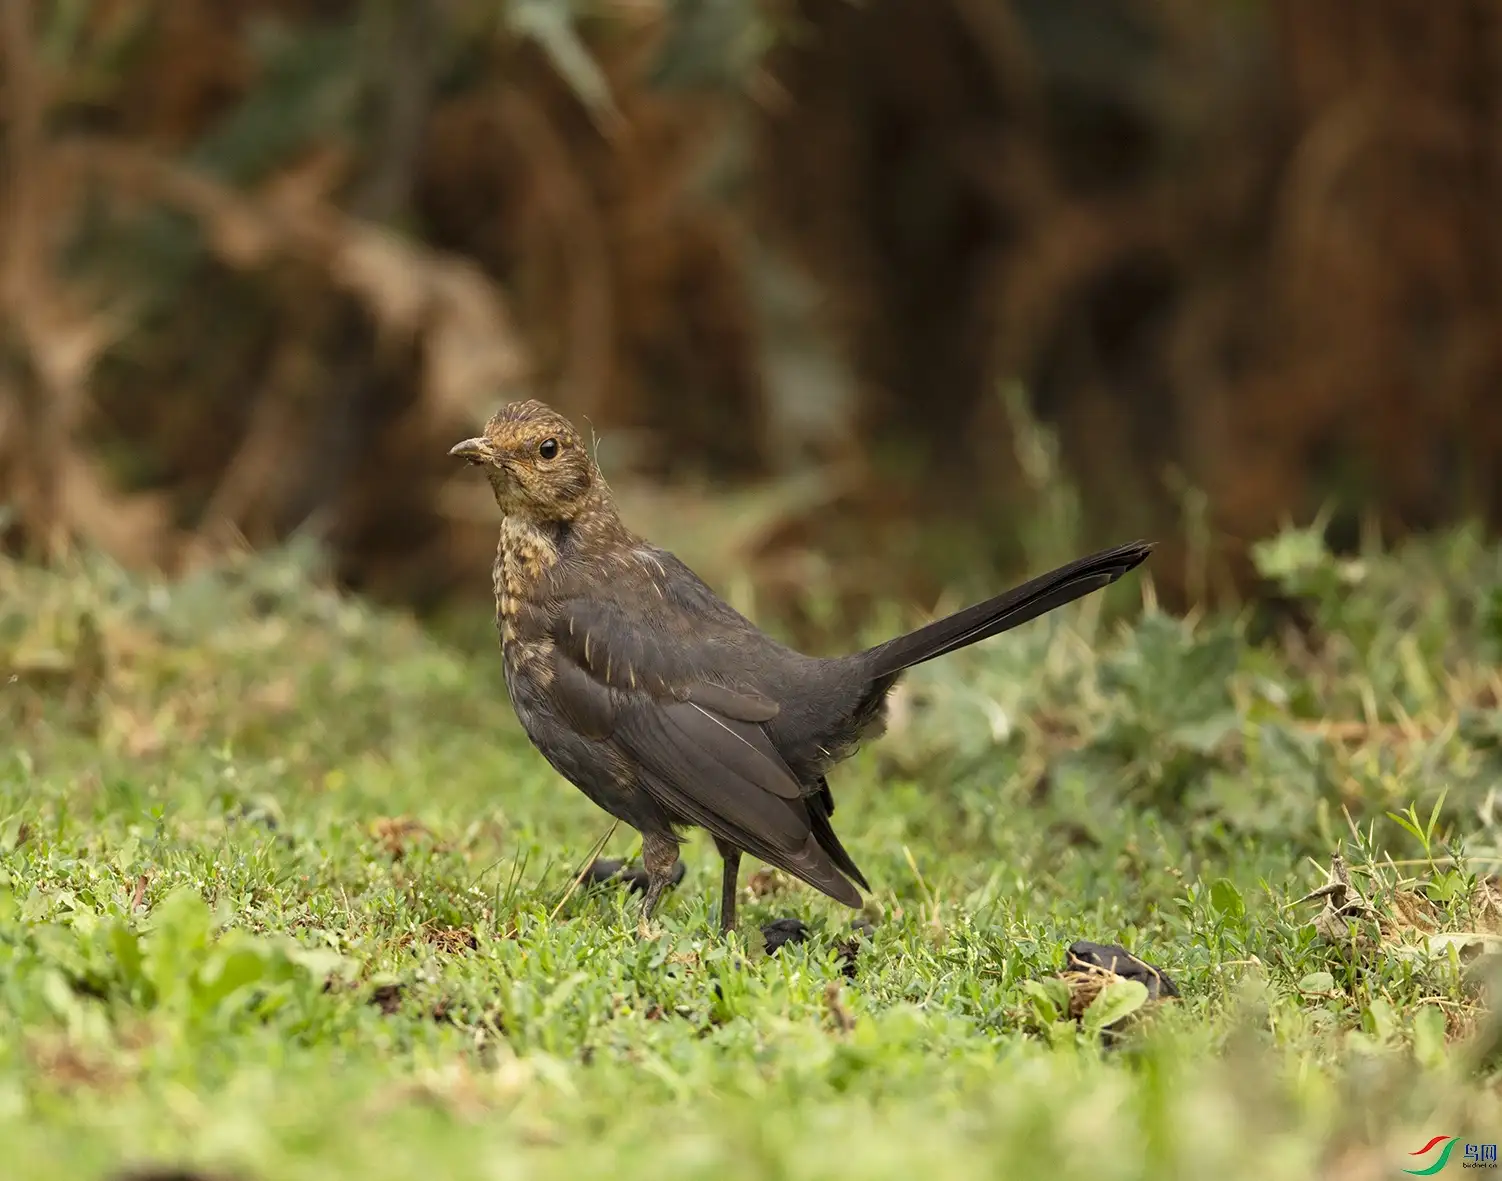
[[493, 518, 558, 686]]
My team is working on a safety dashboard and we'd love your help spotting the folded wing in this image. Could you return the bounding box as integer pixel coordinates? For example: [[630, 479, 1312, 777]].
[[548, 593, 863, 906]]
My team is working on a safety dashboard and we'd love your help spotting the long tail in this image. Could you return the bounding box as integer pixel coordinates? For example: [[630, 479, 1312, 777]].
[[859, 540, 1153, 681]]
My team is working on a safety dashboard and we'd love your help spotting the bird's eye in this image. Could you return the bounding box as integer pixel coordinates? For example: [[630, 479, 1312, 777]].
[[538, 437, 560, 461]]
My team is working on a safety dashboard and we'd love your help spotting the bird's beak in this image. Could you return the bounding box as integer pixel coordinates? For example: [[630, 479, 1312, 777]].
[[449, 436, 494, 464]]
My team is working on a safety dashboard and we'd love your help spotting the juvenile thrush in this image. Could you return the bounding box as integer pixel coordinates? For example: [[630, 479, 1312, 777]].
[[452, 400, 1150, 933]]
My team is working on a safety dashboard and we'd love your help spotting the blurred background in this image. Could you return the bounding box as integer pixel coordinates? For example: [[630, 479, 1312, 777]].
[[2, 0, 1500, 635]]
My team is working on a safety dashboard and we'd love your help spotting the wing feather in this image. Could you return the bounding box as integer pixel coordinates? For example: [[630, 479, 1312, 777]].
[[543, 590, 859, 907]]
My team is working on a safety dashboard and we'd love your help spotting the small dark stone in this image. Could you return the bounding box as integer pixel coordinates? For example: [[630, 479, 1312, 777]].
[[248, 588, 280, 617], [761, 916, 811, 954], [369, 982, 405, 1015], [584, 857, 686, 894], [763, 916, 874, 973], [1065, 940, 1180, 999], [228, 798, 281, 832], [1049, 821, 1101, 849]]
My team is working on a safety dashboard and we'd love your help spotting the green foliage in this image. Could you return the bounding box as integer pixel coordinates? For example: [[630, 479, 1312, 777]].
[[2, 524, 1502, 1178], [0, 885, 345, 1035], [1082, 979, 1149, 1034]]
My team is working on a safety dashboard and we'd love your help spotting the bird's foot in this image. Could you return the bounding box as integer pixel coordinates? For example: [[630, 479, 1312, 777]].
[[585, 857, 686, 894]]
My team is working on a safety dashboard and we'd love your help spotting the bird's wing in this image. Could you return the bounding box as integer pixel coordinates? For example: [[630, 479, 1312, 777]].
[[549, 586, 781, 719], [615, 698, 861, 905], [547, 594, 861, 906]]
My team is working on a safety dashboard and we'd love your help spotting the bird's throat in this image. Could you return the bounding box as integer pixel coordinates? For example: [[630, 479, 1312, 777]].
[[494, 515, 561, 645]]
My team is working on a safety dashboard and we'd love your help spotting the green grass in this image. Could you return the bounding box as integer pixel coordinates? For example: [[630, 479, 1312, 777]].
[[4, 525, 1502, 1181]]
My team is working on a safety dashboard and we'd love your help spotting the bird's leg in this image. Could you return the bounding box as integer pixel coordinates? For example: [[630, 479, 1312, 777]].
[[714, 839, 741, 935], [638, 830, 681, 932]]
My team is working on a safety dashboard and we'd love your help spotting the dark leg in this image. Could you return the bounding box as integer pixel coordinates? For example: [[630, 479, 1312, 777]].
[[639, 830, 681, 926], [715, 840, 742, 935]]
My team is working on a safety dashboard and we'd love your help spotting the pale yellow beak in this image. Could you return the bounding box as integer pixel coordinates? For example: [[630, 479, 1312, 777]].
[[449, 437, 494, 463]]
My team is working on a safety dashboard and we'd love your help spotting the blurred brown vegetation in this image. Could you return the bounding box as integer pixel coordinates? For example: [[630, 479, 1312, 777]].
[[2, 0, 1500, 622]]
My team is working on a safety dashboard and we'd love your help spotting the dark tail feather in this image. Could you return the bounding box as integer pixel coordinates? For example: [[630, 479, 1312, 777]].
[[806, 776, 871, 892], [860, 540, 1153, 681]]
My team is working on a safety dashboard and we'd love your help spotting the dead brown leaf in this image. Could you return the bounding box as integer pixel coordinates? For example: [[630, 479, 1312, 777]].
[[425, 926, 479, 954], [1059, 963, 1121, 1022], [129, 872, 150, 911], [247, 677, 298, 717], [26, 1036, 130, 1093], [823, 980, 856, 1033], [118, 709, 167, 759], [370, 816, 432, 858], [746, 867, 790, 898]]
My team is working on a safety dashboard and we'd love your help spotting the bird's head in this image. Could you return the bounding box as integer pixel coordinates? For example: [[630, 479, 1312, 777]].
[[450, 400, 599, 521]]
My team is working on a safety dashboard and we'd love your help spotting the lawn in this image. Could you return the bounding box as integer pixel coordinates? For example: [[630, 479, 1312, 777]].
[[3, 523, 1502, 1181]]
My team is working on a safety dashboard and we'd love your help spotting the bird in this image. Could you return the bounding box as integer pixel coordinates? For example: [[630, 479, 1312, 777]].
[[451, 399, 1151, 935]]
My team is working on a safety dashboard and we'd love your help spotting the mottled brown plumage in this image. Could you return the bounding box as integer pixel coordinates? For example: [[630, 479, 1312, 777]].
[[452, 400, 1151, 933]]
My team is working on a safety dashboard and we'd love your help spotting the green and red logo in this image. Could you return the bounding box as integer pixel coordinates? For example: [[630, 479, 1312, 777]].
[[1405, 1135, 1498, 1174], [1407, 1137, 1460, 1175]]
